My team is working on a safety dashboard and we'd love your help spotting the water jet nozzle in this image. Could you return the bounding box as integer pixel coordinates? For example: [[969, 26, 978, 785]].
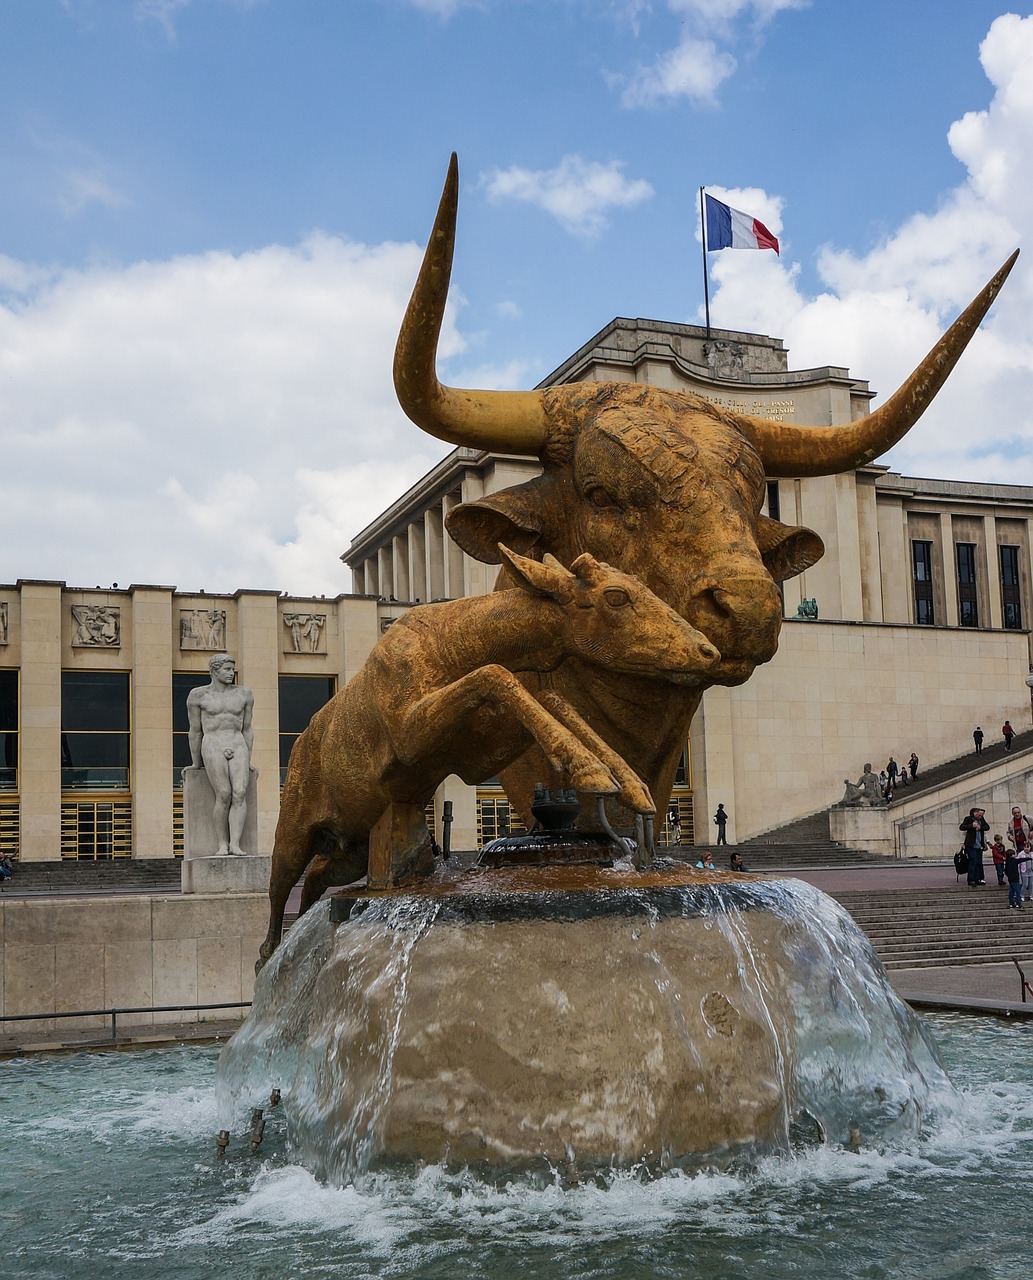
[[249, 1107, 266, 1154], [215, 1130, 230, 1158], [269, 1087, 281, 1107]]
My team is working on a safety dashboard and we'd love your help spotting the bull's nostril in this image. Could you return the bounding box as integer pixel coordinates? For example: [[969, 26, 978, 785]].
[[709, 589, 732, 618]]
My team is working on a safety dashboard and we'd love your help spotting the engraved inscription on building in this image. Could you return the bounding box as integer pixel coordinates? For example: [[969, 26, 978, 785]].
[[701, 393, 796, 422], [71, 604, 121, 647], [0, 601, 7, 645], [283, 612, 326, 653], [179, 609, 227, 651]]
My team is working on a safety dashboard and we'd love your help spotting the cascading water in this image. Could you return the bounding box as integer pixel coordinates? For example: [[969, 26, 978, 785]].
[[217, 865, 951, 1186]]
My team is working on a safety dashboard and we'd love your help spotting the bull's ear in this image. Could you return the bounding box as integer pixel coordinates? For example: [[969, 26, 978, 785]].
[[445, 477, 552, 563], [497, 543, 574, 600], [757, 514, 824, 581]]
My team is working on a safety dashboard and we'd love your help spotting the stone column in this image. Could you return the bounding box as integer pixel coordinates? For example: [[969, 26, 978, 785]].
[[18, 581, 63, 861], [435, 774, 479, 854], [130, 585, 175, 857], [690, 690, 737, 846], [940, 512, 959, 627], [983, 514, 1003, 629], [235, 591, 281, 852]]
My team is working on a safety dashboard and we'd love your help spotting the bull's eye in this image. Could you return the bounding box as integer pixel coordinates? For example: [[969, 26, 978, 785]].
[[603, 588, 630, 608], [586, 485, 617, 508]]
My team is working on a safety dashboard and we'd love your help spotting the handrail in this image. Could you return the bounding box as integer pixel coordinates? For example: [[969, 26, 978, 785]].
[[1, 1000, 251, 1041], [1012, 957, 1033, 1004]]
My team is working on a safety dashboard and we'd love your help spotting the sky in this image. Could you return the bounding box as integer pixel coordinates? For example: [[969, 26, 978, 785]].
[[1, 0, 1031, 595]]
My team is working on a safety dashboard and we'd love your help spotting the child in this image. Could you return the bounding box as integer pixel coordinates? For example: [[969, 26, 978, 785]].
[[992, 835, 1008, 886], [1006, 847, 1023, 908]]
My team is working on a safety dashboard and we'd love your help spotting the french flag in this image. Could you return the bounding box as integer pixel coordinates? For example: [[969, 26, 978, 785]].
[[704, 193, 779, 255]]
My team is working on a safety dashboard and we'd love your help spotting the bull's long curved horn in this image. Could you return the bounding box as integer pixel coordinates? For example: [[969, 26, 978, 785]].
[[741, 250, 1019, 477], [393, 153, 549, 453]]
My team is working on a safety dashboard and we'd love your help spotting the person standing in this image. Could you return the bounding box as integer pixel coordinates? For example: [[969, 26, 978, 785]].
[[713, 803, 728, 845], [991, 835, 1008, 886], [960, 806, 990, 886], [1018, 843, 1033, 905], [898, 763, 909, 788], [887, 757, 899, 788], [908, 752, 919, 781], [973, 727, 984, 755], [1006, 847, 1023, 908], [668, 805, 681, 847], [1003, 720, 1015, 751], [1010, 806, 1033, 902]]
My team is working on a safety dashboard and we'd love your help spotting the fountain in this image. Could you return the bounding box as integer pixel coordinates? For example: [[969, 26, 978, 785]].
[[215, 157, 1017, 1182]]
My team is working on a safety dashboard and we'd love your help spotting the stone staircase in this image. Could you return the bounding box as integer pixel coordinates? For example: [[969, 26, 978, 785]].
[[733, 728, 1033, 868], [680, 839, 882, 870], [833, 884, 1033, 969], [0, 859, 183, 895]]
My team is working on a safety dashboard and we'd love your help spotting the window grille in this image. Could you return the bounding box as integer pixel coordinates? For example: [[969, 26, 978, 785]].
[[0, 799, 19, 857], [60, 799, 132, 860]]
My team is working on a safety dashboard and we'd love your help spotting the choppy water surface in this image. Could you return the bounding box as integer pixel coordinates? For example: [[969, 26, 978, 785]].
[[2, 1012, 1032, 1279]]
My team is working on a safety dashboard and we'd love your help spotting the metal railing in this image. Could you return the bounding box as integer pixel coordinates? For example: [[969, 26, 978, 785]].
[[1012, 957, 1033, 1004], [1, 1000, 251, 1041]]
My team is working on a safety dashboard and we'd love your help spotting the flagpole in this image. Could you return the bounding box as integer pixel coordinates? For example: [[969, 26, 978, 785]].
[[699, 186, 711, 338]]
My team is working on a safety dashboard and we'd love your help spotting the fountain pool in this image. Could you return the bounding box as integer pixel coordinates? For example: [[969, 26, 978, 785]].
[[2, 1010, 1031, 1280]]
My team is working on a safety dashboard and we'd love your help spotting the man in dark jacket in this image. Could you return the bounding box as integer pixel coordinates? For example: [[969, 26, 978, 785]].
[[960, 806, 990, 886]]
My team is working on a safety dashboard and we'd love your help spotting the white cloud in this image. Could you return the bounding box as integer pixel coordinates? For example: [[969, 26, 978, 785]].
[[702, 13, 1033, 487], [620, 38, 736, 107], [615, 0, 807, 108], [481, 155, 654, 236], [0, 234, 461, 594]]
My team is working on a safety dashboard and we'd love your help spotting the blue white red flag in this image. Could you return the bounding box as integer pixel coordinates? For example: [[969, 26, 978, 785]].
[[704, 193, 779, 255]]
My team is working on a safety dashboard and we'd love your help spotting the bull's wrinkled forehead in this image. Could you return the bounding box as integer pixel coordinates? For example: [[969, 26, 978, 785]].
[[562, 387, 765, 498]]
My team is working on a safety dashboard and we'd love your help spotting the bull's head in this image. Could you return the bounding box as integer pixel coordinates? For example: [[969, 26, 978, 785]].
[[394, 154, 1017, 684]]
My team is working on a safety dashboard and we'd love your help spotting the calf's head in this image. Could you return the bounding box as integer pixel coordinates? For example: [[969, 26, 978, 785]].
[[498, 544, 721, 684]]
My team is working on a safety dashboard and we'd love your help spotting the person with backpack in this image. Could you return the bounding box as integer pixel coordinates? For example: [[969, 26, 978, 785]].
[[959, 807, 990, 886]]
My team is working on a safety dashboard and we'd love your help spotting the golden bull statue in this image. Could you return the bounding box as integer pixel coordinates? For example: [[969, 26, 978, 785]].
[[262, 154, 1016, 961]]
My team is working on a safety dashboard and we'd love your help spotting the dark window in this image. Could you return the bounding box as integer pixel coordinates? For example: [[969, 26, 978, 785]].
[[912, 540, 934, 625], [0, 669, 17, 790], [61, 671, 130, 790], [673, 744, 690, 787], [172, 673, 212, 789], [766, 481, 780, 523], [279, 676, 336, 784], [956, 543, 979, 627], [1000, 545, 1023, 630]]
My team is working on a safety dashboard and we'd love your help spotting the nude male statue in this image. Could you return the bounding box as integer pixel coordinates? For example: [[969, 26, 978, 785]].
[[186, 655, 255, 855]]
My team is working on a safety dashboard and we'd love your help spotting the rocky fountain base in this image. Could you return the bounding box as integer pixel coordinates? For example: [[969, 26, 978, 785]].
[[218, 862, 948, 1184]]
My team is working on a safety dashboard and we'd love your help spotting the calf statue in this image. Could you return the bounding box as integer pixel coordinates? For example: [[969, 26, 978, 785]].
[[259, 545, 719, 965], [394, 155, 1017, 830]]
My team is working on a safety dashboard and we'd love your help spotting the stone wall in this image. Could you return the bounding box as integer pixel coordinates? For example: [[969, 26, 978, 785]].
[[0, 892, 267, 1034], [694, 620, 1031, 844]]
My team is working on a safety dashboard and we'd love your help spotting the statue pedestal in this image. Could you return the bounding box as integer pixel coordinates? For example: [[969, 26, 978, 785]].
[[830, 803, 893, 855], [181, 766, 267, 894], [182, 854, 272, 895]]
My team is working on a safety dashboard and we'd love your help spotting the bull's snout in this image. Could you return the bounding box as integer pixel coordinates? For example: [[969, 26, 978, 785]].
[[691, 574, 783, 669]]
